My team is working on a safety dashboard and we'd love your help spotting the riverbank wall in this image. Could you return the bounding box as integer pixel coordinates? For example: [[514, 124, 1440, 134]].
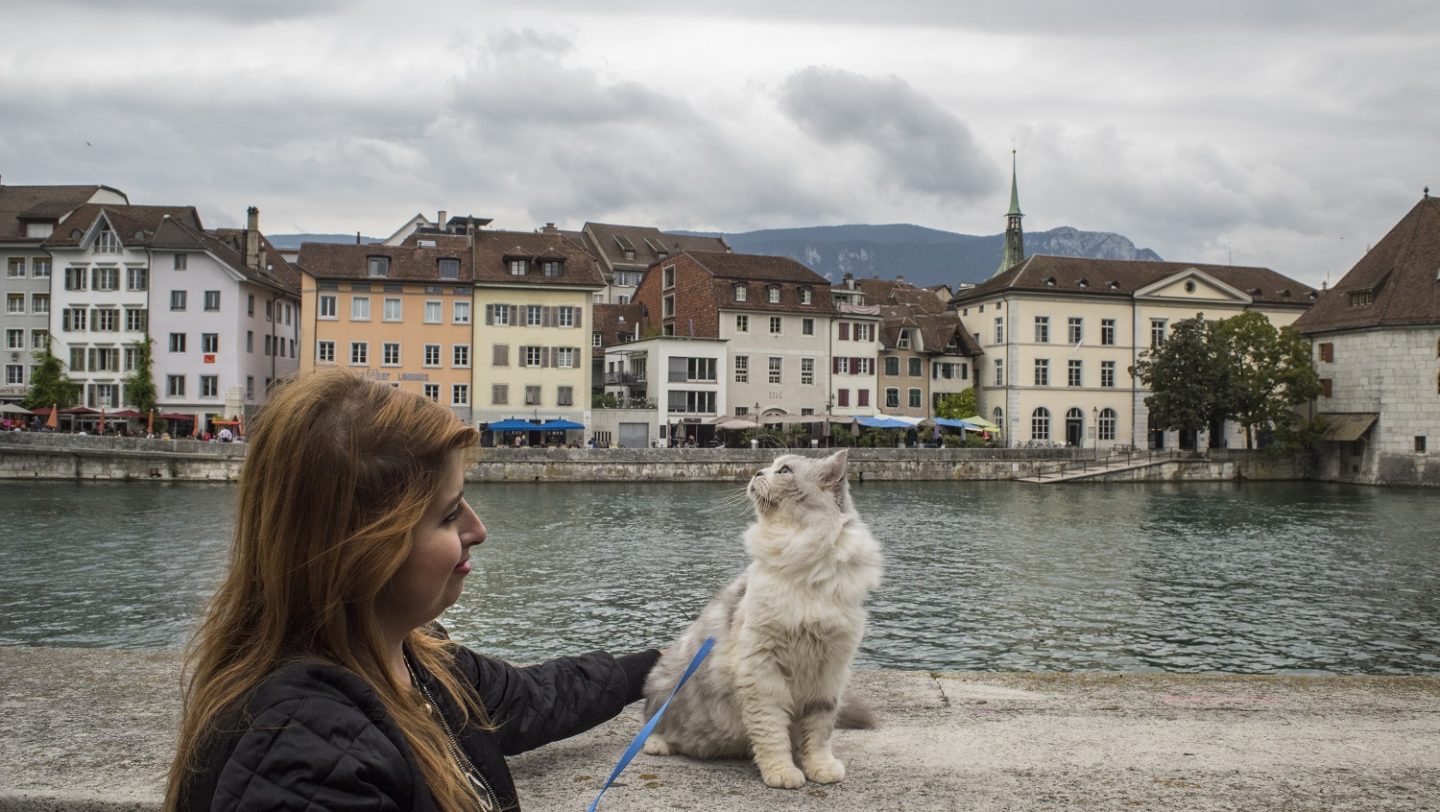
[[0, 433, 1312, 483], [0, 433, 244, 481], [3, 646, 1436, 811]]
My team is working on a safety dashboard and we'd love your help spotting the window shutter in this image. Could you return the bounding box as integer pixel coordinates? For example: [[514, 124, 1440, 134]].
[[493, 344, 508, 366], [838, 322, 850, 340], [485, 304, 493, 325], [541, 346, 551, 368], [832, 357, 841, 374]]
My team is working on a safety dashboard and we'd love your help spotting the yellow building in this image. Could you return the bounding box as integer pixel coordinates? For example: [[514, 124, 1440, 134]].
[[296, 242, 476, 418], [952, 256, 1316, 449], [469, 230, 605, 428]]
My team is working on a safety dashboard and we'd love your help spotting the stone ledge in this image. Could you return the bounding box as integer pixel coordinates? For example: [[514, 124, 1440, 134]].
[[3, 647, 1438, 811]]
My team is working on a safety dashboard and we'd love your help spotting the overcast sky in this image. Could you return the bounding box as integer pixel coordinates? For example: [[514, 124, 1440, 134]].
[[4, 0, 1437, 287]]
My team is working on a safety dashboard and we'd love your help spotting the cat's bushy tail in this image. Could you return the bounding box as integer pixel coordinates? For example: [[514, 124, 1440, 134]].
[[837, 690, 877, 729]]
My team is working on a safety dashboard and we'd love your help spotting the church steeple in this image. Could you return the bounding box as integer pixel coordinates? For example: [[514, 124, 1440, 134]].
[[994, 150, 1025, 276]]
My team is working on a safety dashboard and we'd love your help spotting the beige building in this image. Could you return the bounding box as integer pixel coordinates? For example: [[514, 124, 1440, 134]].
[[952, 256, 1316, 449], [856, 277, 981, 419], [470, 229, 605, 428]]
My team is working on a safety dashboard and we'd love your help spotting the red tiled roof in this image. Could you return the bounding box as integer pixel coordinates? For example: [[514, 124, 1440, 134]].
[[583, 222, 729, 274], [953, 255, 1317, 308], [44, 204, 202, 248], [472, 230, 604, 287], [297, 242, 473, 283], [0, 185, 118, 241], [1294, 196, 1440, 333]]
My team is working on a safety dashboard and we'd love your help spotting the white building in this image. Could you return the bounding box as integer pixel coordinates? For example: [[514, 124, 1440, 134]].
[[603, 335, 728, 446], [44, 204, 300, 424], [0, 183, 128, 403], [952, 256, 1317, 450]]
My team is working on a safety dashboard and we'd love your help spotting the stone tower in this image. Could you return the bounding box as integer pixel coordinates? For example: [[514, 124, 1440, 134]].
[[994, 150, 1025, 277]]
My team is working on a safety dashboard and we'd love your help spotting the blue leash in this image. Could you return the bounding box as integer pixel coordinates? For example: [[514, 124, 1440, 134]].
[[587, 636, 714, 812]]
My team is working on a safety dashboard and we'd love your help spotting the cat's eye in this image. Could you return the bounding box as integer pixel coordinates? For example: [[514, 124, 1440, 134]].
[[777, 465, 791, 474]]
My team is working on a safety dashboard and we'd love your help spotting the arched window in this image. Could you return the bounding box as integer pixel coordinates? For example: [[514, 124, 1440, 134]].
[[1099, 408, 1117, 441], [1031, 407, 1050, 441], [993, 407, 1003, 428]]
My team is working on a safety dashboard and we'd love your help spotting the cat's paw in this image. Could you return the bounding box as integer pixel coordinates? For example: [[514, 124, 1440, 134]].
[[804, 757, 846, 784], [642, 734, 672, 756], [759, 764, 806, 790]]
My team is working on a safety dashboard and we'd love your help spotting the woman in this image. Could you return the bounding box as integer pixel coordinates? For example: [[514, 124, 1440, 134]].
[[165, 369, 659, 810]]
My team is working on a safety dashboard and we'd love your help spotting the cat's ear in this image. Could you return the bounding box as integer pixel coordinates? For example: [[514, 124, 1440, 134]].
[[819, 448, 849, 488]]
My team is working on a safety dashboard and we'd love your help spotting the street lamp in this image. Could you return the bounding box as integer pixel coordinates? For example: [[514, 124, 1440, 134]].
[[1092, 406, 1099, 459]]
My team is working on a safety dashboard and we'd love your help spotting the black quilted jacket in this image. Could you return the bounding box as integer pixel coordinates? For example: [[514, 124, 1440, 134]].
[[176, 646, 660, 811]]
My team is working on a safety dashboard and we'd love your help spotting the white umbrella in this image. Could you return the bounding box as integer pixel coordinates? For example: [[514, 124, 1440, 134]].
[[0, 403, 34, 415]]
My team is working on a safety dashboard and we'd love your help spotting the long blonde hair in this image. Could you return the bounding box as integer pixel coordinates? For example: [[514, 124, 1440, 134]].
[[165, 368, 490, 811]]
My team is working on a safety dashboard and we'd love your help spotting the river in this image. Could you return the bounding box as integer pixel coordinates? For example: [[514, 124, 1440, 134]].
[[1, 479, 1436, 675]]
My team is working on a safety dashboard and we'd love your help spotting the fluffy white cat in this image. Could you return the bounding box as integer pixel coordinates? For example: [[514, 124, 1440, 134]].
[[641, 449, 883, 789]]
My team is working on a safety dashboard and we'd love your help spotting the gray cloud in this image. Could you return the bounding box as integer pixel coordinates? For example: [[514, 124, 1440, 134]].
[[45, 0, 352, 22], [778, 67, 999, 201]]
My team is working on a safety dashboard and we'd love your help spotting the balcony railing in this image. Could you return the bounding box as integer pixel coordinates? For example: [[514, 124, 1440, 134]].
[[604, 372, 646, 385]]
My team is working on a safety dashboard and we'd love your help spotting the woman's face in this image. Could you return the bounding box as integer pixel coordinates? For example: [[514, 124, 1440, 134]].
[[376, 450, 486, 634]]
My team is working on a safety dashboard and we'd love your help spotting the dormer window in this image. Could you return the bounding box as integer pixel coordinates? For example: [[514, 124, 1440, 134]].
[[734, 284, 747, 302], [898, 330, 910, 349], [767, 285, 781, 304], [95, 226, 121, 254], [367, 256, 389, 277], [1044, 277, 1056, 286], [800, 287, 813, 305], [1077, 278, 1089, 288], [1349, 290, 1373, 308], [508, 259, 528, 276], [438, 258, 459, 280], [1108, 280, 1120, 290], [541, 260, 562, 277]]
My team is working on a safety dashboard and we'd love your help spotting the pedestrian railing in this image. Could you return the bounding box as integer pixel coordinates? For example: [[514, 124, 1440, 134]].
[[1022, 447, 1188, 481]]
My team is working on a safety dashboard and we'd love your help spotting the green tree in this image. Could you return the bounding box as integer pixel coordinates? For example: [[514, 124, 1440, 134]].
[[22, 343, 79, 409], [933, 389, 977, 419], [1212, 312, 1321, 449], [1134, 315, 1232, 438], [122, 337, 158, 414]]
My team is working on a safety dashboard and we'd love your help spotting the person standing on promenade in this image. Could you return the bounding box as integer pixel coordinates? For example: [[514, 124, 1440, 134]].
[[165, 368, 659, 811]]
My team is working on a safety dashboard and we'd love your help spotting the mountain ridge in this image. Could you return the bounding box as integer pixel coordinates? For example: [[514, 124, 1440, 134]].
[[268, 224, 1162, 289]]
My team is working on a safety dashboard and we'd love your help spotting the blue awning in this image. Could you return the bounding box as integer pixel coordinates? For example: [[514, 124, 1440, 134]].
[[487, 419, 540, 431], [538, 419, 585, 430], [934, 418, 979, 429], [857, 416, 913, 429]]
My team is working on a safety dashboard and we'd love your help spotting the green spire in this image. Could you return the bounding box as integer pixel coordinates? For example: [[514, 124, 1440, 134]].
[[1007, 150, 1022, 216], [994, 150, 1025, 277]]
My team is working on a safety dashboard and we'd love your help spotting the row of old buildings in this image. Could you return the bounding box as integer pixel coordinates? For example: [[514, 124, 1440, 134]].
[[1, 172, 1434, 484]]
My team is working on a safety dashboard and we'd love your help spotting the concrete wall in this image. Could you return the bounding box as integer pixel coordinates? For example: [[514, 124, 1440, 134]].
[[0, 434, 1337, 485], [0, 433, 244, 481]]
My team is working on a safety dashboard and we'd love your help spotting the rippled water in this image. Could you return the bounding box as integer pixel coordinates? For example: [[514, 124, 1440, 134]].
[[2, 480, 1437, 675]]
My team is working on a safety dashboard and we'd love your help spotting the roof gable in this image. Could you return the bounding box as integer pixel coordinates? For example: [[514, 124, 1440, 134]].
[[1295, 195, 1440, 333], [1133, 267, 1255, 304]]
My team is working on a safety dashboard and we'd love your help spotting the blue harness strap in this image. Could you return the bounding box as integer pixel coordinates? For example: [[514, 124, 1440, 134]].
[[587, 636, 715, 812]]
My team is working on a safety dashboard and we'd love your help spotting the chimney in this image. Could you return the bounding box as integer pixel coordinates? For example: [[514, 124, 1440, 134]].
[[356, 231, 361, 245], [245, 206, 261, 270], [438, 210, 448, 231], [542, 222, 558, 234]]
